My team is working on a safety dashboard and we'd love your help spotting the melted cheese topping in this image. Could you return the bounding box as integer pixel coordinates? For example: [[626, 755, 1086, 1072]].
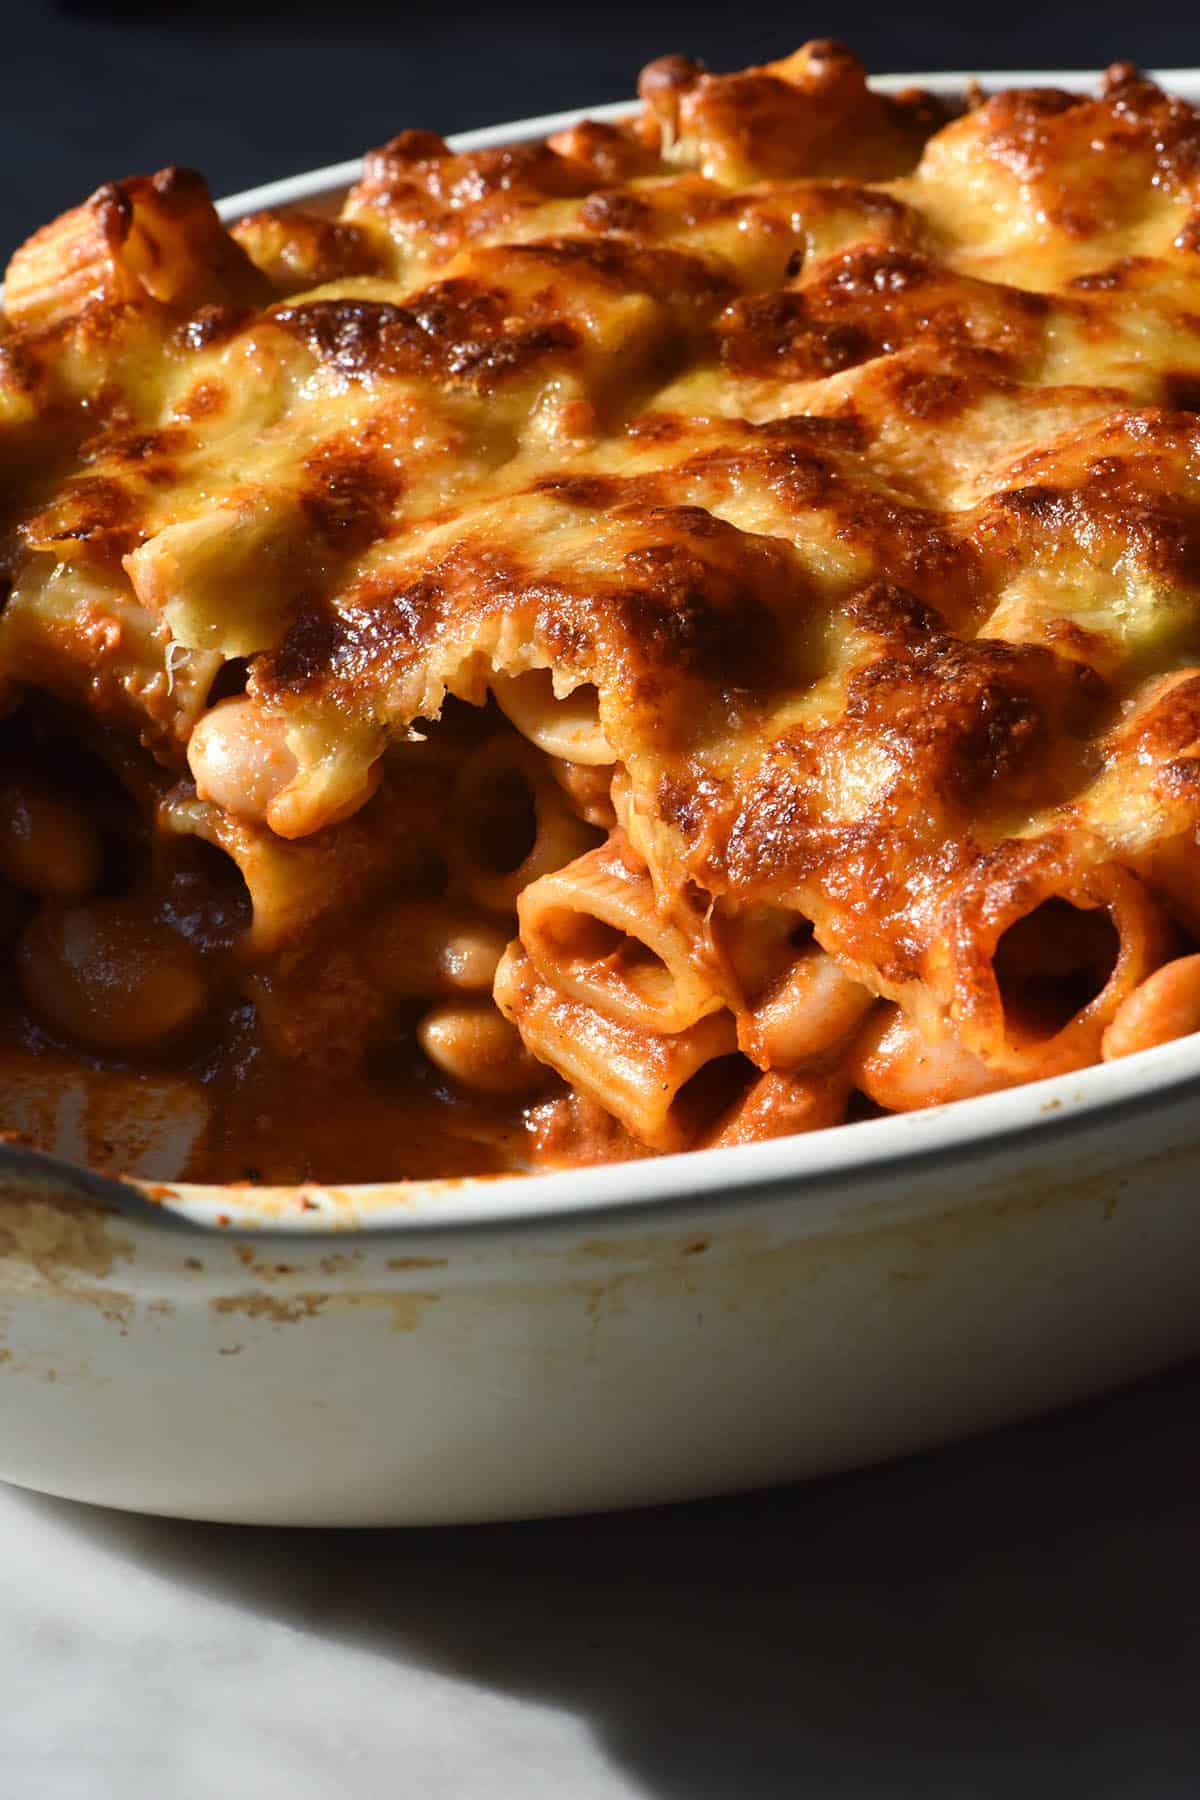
[[2, 43, 1200, 1184]]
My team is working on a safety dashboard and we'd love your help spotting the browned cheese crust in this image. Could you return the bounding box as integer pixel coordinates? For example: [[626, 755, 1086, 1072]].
[[1, 42, 1200, 1180]]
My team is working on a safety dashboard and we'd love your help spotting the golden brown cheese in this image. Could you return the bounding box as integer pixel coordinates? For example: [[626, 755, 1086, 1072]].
[[2, 43, 1200, 1184]]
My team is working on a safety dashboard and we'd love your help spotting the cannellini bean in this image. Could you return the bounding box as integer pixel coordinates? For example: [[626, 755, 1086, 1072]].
[[418, 1001, 545, 1095], [437, 926, 509, 993], [1101, 954, 1200, 1060], [18, 901, 209, 1054], [365, 904, 509, 998], [0, 781, 102, 899], [187, 698, 298, 824], [852, 1005, 1010, 1111]]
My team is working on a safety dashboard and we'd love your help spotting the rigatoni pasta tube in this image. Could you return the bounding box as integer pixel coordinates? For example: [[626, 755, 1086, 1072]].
[[494, 941, 737, 1151], [491, 669, 616, 767], [743, 944, 876, 1070], [453, 734, 599, 915], [706, 1066, 852, 1147], [1079, 671, 1200, 938], [927, 844, 1174, 1081], [518, 831, 725, 1034], [127, 500, 307, 659]]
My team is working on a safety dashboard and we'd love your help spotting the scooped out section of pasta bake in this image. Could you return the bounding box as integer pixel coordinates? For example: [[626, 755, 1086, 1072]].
[[2, 42, 1200, 1185]]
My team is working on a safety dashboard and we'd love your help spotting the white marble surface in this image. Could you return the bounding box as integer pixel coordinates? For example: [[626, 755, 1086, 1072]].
[[4, 1362, 1200, 1798]]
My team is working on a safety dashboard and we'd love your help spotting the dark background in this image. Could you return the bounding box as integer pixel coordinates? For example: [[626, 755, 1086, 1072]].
[[2, 0, 1198, 254]]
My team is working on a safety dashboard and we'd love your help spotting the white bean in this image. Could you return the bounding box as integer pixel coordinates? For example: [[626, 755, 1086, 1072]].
[[852, 1005, 1009, 1111], [418, 1001, 545, 1095], [1102, 954, 1200, 1060], [187, 698, 297, 824]]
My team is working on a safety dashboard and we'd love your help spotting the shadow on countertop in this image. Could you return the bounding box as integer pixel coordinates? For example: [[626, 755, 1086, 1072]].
[[15, 1359, 1200, 1799]]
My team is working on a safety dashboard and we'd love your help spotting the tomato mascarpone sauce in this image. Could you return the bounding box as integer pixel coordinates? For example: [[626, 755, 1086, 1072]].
[[1, 43, 1200, 1185]]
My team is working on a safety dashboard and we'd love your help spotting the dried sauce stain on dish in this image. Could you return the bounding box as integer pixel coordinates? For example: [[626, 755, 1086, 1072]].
[[209, 1291, 328, 1324], [379, 1292, 442, 1331], [0, 1190, 133, 1283], [204, 1288, 444, 1332], [205, 1284, 442, 1328], [2, 44, 1200, 1198], [223, 1245, 367, 1280]]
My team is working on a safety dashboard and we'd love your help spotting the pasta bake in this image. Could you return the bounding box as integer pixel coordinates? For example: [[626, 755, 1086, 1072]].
[[2, 42, 1200, 1184]]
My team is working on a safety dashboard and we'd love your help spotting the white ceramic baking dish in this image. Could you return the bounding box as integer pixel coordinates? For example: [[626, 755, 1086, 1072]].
[[2, 70, 1199, 1525]]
